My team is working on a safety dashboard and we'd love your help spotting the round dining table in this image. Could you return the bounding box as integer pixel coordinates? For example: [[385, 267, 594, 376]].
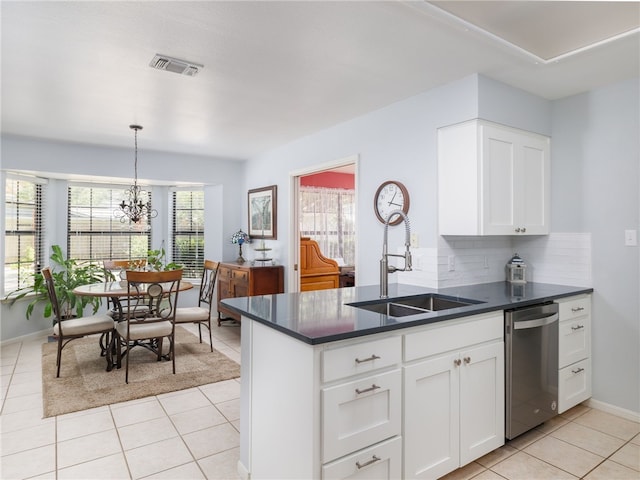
[[74, 279, 193, 320], [74, 279, 193, 299]]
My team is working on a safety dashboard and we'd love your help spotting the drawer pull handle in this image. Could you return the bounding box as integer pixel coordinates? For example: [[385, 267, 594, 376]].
[[571, 324, 585, 331], [463, 356, 471, 364], [355, 354, 380, 364], [356, 455, 381, 469], [355, 384, 381, 395], [571, 307, 585, 312], [454, 359, 462, 367], [572, 367, 585, 374]]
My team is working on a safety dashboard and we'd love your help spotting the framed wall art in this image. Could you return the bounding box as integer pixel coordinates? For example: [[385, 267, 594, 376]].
[[248, 185, 277, 239]]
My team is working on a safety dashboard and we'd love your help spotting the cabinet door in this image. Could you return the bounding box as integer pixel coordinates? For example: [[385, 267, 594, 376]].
[[559, 358, 591, 413], [217, 266, 240, 321], [404, 353, 459, 479], [518, 134, 550, 234], [481, 124, 518, 235], [459, 341, 505, 465], [250, 267, 285, 295], [217, 270, 232, 302]]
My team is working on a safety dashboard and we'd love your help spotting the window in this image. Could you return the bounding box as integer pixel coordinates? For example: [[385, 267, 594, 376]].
[[171, 189, 204, 279], [4, 176, 46, 295], [299, 186, 355, 265], [68, 184, 151, 262]]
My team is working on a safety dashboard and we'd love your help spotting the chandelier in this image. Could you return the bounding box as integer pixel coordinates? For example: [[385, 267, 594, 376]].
[[116, 124, 158, 224]]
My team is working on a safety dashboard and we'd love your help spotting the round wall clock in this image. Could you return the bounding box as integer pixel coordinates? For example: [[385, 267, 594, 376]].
[[374, 180, 410, 225]]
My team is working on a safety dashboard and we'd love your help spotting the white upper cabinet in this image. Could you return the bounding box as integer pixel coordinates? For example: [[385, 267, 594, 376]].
[[438, 119, 550, 236]]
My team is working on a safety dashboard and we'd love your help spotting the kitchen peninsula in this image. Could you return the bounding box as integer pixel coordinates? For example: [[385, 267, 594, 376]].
[[222, 281, 593, 479]]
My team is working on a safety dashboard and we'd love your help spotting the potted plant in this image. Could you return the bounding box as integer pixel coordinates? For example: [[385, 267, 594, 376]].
[[5, 244, 107, 321], [146, 247, 182, 271]]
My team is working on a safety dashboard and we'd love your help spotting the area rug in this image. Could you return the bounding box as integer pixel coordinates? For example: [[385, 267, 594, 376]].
[[41, 326, 240, 418]]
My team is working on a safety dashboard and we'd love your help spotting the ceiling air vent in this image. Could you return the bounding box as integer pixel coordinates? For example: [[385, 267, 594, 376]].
[[149, 54, 203, 77]]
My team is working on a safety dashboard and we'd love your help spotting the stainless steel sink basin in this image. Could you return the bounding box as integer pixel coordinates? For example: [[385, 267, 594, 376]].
[[347, 293, 482, 317]]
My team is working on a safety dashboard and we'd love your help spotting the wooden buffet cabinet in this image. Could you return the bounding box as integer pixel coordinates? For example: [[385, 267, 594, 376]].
[[216, 262, 284, 324]]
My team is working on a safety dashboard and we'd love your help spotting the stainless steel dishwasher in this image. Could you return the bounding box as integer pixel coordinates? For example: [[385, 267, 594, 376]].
[[505, 302, 559, 439]]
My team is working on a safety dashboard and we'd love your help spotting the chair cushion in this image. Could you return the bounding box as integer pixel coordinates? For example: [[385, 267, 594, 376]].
[[174, 306, 210, 323], [116, 321, 173, 341], [53, 315, 115, 336]]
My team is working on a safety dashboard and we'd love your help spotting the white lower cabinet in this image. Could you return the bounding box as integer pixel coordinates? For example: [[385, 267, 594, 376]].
[[240, 312, 504, 479], [404, 313, 505, 479], [556, 294, 592, 413]]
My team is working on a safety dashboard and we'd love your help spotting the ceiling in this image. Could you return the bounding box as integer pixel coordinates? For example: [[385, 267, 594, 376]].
[[2, 1, 638, 160]]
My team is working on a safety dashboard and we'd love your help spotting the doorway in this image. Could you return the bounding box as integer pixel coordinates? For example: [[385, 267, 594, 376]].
[[290, 156, 357, 292]]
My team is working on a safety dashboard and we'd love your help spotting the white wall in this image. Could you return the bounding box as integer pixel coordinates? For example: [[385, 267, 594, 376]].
[[552, 78, 640, 413], [1, 135, 246, 341]]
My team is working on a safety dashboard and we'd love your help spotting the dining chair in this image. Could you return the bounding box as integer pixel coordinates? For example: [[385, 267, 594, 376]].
[[115, 269, 183, 384], [103, 259, 147, 279], [42, 267, 116, 378], [103, 259, 148, 320], [174, 260, 219, 352]]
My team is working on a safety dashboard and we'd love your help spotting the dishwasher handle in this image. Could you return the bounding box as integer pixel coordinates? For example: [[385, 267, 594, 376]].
[[513, 312, 559, 330]]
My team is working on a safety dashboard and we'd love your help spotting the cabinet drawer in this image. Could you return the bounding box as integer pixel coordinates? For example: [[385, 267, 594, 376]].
[[218, 266, 232, 279], [322, 369, 401, 462], [404, 312, 503, 363], [232, 269, 249, 283], [559, 316, 590, 368], [322, 336, 401, 383], [558, 358, 591, 413], [558, 295, 591, 321], [322, 436, 401, 480]]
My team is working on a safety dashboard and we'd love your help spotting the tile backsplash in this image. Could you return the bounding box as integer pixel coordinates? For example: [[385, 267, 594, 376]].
[[398, 233, 592, 289], [511, 233, 592, 287]]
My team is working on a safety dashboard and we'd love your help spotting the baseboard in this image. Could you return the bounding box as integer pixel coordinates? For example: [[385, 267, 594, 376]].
[[586, 398, 640, 423], [0, 328, 51, 347], [237, 460, 250, 480]]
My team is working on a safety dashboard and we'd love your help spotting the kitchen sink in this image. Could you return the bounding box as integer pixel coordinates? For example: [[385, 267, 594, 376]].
[[347, 293, 482, 317]]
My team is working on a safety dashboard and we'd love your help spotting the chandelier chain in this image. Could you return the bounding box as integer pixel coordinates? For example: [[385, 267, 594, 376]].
[[133, 125, 139, 187]]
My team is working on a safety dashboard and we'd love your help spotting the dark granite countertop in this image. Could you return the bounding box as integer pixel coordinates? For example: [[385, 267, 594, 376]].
[[221, 281, 593, 345]]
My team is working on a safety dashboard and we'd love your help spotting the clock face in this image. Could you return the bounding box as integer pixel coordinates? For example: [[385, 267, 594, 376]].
[[374, 181, 410, 225]]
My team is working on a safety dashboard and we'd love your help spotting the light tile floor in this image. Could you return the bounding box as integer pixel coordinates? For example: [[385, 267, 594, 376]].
[[443, 404, 640, 480], [2, 323, 639, 480], [1, 322, 243, 480]]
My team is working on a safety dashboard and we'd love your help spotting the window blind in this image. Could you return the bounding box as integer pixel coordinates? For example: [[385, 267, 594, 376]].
[[67, 184, 151, 262], [4, 175, 47, 295], [171, 189, 204, 279]]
